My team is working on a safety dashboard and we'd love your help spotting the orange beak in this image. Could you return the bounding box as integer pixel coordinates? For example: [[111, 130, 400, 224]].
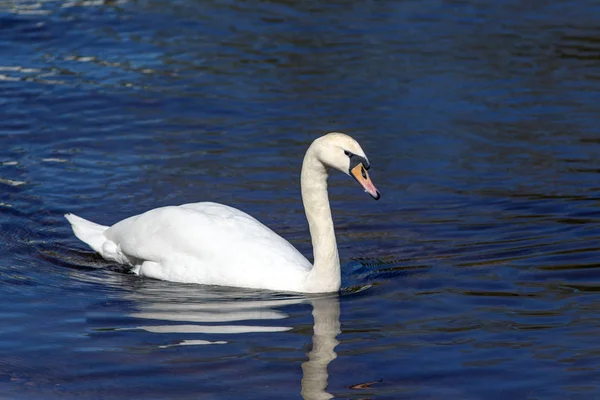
[[350, 163, 380, 200]]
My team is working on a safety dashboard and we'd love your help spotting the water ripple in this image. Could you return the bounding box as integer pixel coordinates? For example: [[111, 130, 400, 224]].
[[3, 0, 600, 398]]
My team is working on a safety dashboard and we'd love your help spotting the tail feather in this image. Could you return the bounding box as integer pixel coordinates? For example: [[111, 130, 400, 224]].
[[65, 213, 108, 253]]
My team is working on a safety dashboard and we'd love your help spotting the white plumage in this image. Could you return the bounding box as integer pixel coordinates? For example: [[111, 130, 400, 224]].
[[66, 133, 380, 293]]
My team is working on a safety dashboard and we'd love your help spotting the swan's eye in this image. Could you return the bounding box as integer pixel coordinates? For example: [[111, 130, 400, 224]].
[[347, 151, 370, 173]]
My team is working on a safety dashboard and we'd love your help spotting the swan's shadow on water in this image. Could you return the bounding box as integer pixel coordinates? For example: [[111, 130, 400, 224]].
[[111, 277, 342, 400]]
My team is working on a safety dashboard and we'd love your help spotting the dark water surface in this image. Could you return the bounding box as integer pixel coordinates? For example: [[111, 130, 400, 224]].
[[2, 0, 600, 398]]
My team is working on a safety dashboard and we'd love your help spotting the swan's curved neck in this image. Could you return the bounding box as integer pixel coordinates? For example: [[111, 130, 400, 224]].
[[301, 145, 341, 292]]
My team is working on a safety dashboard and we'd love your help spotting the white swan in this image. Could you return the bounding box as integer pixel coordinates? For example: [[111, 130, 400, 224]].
[[65, 132, 380, 293]]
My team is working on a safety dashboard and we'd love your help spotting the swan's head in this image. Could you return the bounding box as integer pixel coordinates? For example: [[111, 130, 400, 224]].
[[313, 132, 381, 200]]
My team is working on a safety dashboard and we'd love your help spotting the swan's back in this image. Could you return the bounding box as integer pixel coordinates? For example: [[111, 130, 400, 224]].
[[102, 202, 312, 290]]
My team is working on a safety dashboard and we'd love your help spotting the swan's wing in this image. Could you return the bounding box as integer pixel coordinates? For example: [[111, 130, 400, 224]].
[[103, 202, 311, 288]]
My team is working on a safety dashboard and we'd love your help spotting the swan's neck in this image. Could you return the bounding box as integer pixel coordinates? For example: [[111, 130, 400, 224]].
[[301, 147, 341, 292]]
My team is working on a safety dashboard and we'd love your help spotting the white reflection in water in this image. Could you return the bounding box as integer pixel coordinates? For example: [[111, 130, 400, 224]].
[[121, 282, 340, 400], [136, 324, 291, 334], [301, 297, 340, 400], [159, 340, 227, 348], [129, 295, 301, 335]]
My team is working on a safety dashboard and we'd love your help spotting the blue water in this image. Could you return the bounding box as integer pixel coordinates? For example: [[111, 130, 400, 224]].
[[2, 0, 600, 398]]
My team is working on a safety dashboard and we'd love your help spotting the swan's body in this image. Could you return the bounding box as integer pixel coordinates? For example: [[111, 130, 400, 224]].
[[66, 203, 312, 291], [66, 132, 380, 293]]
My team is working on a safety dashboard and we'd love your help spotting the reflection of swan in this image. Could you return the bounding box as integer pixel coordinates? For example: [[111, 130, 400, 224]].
[[132, 297, 300, 335], [65, 132, 380, 293], [301, 296, 340, 400], [118, 283, 340, 399]]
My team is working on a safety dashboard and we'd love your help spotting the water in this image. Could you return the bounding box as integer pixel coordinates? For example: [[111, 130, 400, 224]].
[[2, 0, 600, 398]]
